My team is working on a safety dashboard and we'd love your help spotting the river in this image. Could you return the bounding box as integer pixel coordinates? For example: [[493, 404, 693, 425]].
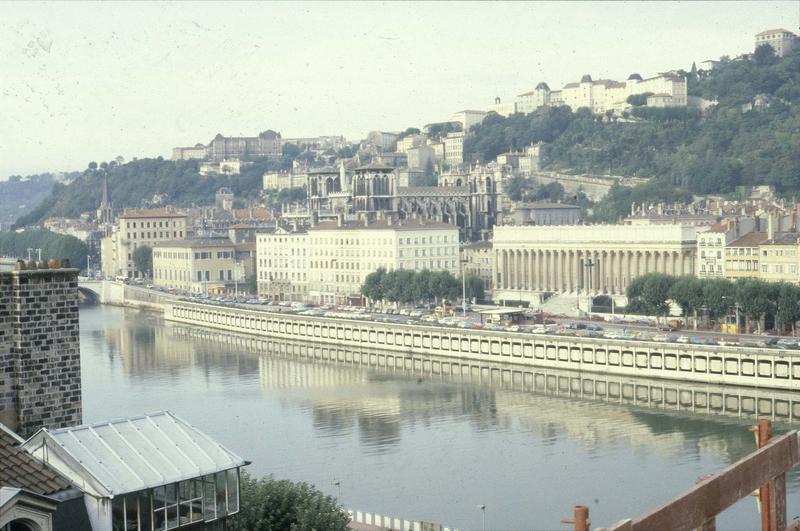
[[80, 305, 800, 530]]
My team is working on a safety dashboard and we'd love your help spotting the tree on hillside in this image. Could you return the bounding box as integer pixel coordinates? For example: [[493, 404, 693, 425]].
[[229, 473, 348, 531], [0, 229, 88, 270], [753, 44, 777, 66], [132, 246, 153, 278]]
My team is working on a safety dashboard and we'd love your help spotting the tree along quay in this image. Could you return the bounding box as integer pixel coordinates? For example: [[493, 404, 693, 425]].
[[165, 301, 800, 391]]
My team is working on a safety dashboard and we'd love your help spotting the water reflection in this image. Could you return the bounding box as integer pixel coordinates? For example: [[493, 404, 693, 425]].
[[82, 306, 800, 530]]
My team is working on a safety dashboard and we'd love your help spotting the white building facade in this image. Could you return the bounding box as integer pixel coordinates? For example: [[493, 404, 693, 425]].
[[257, 219, 460, 304], [492, 224, 700, 303], [755, 28, 798, 57]]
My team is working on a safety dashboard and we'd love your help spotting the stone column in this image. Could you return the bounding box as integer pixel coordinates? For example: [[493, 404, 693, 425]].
[[555, 251, 563, 292]]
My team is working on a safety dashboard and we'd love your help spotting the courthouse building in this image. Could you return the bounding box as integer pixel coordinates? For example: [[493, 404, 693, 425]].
[[492, 224, 700, 304]]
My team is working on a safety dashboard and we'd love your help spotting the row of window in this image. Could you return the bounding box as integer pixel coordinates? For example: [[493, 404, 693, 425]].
[[111, 469, 239, 531], [125, 220, 183, 229], [127, 231, 183, 240]]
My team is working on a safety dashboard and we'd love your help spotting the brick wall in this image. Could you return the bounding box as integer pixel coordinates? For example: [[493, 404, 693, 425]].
[[0, 269, 81, 437]]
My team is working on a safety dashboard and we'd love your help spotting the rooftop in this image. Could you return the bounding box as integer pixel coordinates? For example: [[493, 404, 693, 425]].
[[756, 28, 796, 37], [762, 232, 800, 245], [517, 202, 582, 210], [728, 232, 768, 248], [22, 411, 246, 498], [0, 423, 71, 496], [310, 218, 457, 232], [153, 238, 234, 249], [354, 162, 396, 172], [119, 208, 187, 219]]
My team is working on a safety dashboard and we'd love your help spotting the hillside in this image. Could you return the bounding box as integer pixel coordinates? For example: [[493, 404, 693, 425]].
[[14, 156, 290, 227], [466, 45, 800, 199], [0, 174, 66, 226]]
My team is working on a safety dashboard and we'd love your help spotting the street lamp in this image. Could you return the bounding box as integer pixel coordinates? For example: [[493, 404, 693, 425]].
[[477, 504, 486, 531], [460, 257, 469, 316], [332, 479, 341, 501]]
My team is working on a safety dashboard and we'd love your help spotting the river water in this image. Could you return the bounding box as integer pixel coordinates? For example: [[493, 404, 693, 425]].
[[80, 305, 800, 530]]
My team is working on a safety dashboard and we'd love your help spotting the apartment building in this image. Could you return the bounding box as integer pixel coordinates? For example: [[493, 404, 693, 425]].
[[152, 238, 239, 294], [724, 232, 768, 280], [256, 218, 460, 304], [101, 208, 189, 279], [759, 233, 800, 283], [444, 131, 466, 166]]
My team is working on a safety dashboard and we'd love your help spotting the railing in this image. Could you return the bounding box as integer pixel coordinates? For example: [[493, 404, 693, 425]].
[[564, 420, 800, 531], [347, 509, 458, 531]]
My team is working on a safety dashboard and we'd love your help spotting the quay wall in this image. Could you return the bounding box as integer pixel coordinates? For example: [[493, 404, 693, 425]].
[[165, 301, 800, 391], [169, 325, 800, 424]]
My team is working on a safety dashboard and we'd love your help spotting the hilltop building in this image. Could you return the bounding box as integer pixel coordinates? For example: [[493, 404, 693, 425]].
[[509, 73, 688, 116], [172, 130, 282, 162], [450, 110, 488, 132], [755, 28, 798, 57]]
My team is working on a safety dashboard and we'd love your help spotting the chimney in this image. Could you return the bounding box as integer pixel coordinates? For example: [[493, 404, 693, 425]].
[[337, 213, 344, 227], [768, 213, 774, 240], [311, 211, 319, 227]]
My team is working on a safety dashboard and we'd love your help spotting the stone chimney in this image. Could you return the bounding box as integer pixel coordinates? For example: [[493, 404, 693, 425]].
[[768, 213, 774, 240]]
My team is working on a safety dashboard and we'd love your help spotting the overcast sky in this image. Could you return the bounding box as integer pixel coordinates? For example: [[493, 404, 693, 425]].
[[1, 1, 798, 178]]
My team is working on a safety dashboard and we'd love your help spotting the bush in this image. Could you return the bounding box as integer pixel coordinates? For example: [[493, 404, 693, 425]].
[[229, 473, 349, 531]]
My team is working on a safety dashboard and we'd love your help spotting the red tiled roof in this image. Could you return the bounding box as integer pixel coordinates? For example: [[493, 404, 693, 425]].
[[728, 232, 768, 248], [0, 425, 71, 495]]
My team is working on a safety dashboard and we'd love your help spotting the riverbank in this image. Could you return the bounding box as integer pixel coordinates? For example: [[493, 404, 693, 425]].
[[165, 300, 800, 391]]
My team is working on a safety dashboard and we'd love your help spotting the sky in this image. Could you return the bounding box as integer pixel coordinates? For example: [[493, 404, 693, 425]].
[[1, 1, 798, 178]]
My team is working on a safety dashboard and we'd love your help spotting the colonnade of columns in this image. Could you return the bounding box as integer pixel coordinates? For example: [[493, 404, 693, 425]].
[[494, 248, 694, 295]]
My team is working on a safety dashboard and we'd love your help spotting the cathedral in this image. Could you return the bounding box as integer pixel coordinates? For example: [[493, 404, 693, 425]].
[[304, 162, 504, 241]]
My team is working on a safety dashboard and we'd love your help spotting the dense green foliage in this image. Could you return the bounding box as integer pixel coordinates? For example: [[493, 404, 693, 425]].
[[626, 273, 800, 332], [132, 246, 152, 277], [361, 268, 479, 305], [591, 180, 693, 222], [465, 48, 800, 204], [229, 473, 348, 531], [426, 121, 462, 140], [0, 229, 88, 270], [16, 156, 292, 227]]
